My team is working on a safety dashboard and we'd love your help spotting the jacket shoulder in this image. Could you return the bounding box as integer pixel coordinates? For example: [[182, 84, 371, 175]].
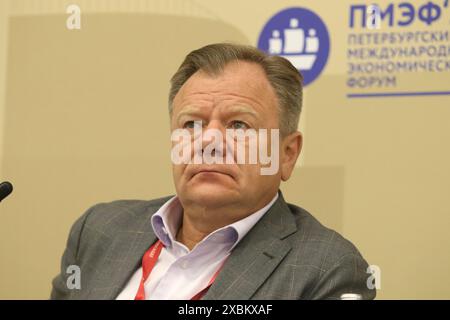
[[287, 203, 362, 258], [285, 203, 375, 299], [82, 195, 173, 237]]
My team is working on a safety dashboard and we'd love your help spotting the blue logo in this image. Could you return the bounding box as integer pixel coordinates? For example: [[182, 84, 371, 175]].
[[258, 7, 330, 86]]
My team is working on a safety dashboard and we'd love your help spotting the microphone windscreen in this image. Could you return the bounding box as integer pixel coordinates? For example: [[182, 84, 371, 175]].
[[0, 181, 13, 202]]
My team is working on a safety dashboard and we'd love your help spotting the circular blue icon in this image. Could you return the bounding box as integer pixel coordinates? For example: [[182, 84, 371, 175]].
[[258, 7, 330, 86]]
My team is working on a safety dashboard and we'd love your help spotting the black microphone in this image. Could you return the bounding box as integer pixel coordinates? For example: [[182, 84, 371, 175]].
[[0, 181, 13, 202]]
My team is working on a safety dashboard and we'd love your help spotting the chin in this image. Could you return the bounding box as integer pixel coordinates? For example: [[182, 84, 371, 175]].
[[184, 184, 240, 207]]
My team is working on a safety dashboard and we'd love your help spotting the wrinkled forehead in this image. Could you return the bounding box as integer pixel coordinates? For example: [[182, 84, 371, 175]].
[[172, 61, 278, 112]]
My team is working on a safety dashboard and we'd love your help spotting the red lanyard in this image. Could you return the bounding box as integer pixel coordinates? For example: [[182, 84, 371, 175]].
[[134, 240, 223, 300]]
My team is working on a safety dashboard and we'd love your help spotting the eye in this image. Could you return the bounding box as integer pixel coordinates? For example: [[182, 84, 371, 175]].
[[183, 120, 202, 130], [229, 120, 249, 130]]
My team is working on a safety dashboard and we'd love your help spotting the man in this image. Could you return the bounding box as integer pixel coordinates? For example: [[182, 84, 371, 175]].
[[51, 43, 376, 300]]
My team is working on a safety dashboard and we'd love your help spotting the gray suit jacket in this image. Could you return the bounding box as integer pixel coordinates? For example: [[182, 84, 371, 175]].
[[51, 192, 376, 300]]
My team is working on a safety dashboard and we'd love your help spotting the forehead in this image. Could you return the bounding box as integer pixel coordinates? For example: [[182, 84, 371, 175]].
[[172, 61, 278, 111]]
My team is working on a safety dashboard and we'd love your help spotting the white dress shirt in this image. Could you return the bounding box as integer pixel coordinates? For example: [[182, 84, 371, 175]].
[[116, 193, 278, 300]]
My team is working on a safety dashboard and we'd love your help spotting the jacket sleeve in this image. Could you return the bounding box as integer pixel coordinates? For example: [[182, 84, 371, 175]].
[[50, 205, 96, 300], [308, 252, 377, 300]]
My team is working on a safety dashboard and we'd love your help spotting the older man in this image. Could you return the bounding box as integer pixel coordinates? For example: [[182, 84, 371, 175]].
[[51, 43, 376, 300]]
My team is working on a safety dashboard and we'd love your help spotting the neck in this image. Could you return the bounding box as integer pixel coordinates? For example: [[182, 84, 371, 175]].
[[175, 207, 235, 251], [175, 222, 204, 251], [175, 193, 278, 250]]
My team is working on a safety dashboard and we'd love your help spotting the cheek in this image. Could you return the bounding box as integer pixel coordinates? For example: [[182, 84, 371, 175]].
[[238, 163, 280, 186], [237, 164, 261, 182], [172, 164, 186, 182]]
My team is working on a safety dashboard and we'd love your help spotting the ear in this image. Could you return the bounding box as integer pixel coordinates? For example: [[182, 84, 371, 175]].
[[280, 131, 302, 181]]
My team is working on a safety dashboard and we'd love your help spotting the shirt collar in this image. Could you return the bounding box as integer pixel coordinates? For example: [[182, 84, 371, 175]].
[[151, 193, 279, 250], [229, 193, 278, 247]]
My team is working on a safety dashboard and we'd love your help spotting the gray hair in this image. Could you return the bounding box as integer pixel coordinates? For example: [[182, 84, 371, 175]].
[[169, 43, 303, 136]]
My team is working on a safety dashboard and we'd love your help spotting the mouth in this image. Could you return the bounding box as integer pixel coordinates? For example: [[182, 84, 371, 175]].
[[189, 166, 236, 180], [195, 170, 231, 177]]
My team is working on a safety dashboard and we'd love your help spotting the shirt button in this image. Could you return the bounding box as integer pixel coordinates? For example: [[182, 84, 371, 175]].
[[181, 261, 188, 269]]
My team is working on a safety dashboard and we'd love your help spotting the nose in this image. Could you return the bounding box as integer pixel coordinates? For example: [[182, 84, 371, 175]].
[[204, 119, 224, 132], [198, 120, 227, 162]]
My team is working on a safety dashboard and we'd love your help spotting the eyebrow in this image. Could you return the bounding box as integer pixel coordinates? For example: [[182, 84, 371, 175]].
[[222, 105, 259, 118], [175, 104, 259, 122], [175, 106, 205, 121]]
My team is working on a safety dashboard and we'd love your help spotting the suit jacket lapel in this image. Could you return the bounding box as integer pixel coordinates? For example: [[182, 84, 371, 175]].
[[203, 192, 297, 300]]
